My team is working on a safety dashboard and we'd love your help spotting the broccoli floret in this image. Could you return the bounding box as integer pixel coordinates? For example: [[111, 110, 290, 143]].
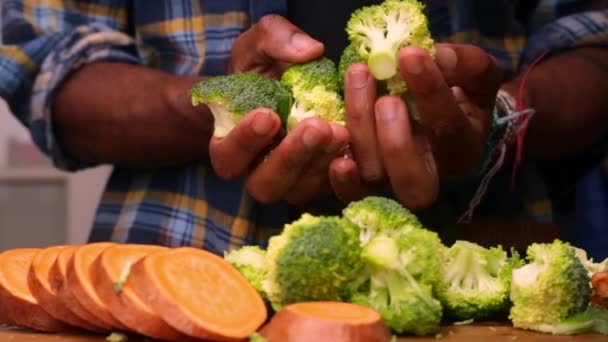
[[224, 245, 268, 300], [263, 214, 364, 311], [345, 0, 435, 83], [281, 57, 345, 130], [351, 228, 443, 335], [189, 72, 292, 138], [436, 241, 524, 321], [509, 240, 592, 334], [342, 196, 423, 246]]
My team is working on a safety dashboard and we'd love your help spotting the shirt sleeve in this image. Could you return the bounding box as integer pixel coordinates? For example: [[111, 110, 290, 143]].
[[522, 4, 608, 67], [0, 0, 142, 171]]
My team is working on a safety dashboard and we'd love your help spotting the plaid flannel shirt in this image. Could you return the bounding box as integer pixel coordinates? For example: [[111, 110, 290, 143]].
[[1, 0, 607, 254]]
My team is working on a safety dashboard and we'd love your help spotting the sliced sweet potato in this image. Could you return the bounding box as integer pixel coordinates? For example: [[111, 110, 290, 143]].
[[128, 247, 267, 341], [259, 301, 392, 342], [50, 245, 109, 332], [91, 244, 190, 341], [67, 242, 129, 331], [0, 248, 71, 332], [592, 272, 608, 298], [28, 245, 102, 332]]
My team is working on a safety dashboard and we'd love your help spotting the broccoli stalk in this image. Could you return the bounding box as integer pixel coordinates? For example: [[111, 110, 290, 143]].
[[346, 0, 435, 82], [352, 233, 443, 336], [436, 241, 523, 321], [189, 72, 292, 138]]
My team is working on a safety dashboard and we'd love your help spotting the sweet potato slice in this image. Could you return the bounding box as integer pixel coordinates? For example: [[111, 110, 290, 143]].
[[592, 272, 608, 308], [28, 245, 102, 332], [50, 245, 109, 331], [67, 242, 129, 331], [592, 272, 608, 298], [128, 247, 267, 341], [0, 248, 71, 332], [259, 301, 392, 342], [91, 244, 190, 341]]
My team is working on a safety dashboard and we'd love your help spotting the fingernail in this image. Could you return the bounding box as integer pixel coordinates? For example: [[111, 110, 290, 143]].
[[302, 127, 323, 149], [251, 111, 275, 136], [291, 32, 319, 52], [349, 70, 368, 89], [403, 54, 425, 75], [436, 46, 458, 70], [377, 98, 398, 122]]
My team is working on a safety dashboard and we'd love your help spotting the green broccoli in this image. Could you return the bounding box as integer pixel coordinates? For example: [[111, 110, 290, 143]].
[[224, 245, 268, 300], [436, 241, 523, 321], [280, 57, 345, 130], [345, 0, 435, 92], [350, 228, 444, 335], [263, 213, 364, 311], [342, 196, 423, 245], [509, 240, 593, 334], [189, 72, 292, 138]]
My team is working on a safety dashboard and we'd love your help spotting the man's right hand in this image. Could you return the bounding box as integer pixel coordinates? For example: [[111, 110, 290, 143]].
[[210, 15, 350, 205]]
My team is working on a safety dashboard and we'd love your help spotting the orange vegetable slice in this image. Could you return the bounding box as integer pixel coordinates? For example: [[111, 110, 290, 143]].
[[28, 245, 102, 332], [91, 243, 190, 341], [0, 248, 71, 332], [50, 245, 109, 332], [259, 301, 392, 342], [128, 247, 267, 341], [67, 242, 129, 331]]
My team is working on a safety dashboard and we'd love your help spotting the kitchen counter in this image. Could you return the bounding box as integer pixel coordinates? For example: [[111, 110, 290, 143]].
[[1, 323, 605, 341]]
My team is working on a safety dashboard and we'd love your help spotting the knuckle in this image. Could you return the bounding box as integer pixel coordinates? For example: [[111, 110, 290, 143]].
[[360, 164, 384, 183], [256, 14, 282, 36], [246, 181, 280, 204]]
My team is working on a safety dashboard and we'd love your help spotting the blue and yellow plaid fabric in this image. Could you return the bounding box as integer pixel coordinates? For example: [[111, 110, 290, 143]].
[[1, 1, 607, 254]]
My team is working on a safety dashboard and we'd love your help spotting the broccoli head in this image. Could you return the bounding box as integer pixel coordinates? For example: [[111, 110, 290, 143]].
[[280, 57, 345, 130], [263, 213, 364, 311], [436, 241, 523, 321], [342, 196, 423, 245], [224, 245, 268, 300], [351, 227, 443, 335], [189, 72, 292, 138], [346, 0, 435, 82], [509, 240, 592, 334]]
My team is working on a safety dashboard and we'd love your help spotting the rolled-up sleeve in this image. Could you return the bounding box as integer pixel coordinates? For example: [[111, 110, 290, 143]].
[[0, 1, 142, 170], [522, 7, 608, 67]]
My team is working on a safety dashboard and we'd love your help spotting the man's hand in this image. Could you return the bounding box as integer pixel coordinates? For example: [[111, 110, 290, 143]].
[[210, 15, 349, 205], [229, 14, 324, 77], [331, 43, 502, 210]]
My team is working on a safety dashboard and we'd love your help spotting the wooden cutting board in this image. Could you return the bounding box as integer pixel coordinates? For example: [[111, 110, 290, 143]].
[[1, 323, 606, 341]]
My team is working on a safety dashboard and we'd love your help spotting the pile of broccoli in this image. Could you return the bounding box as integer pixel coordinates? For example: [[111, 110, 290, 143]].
[[225, 195, 608, 338], [188, 0, 608, 337], [189, 0, 437, 137]]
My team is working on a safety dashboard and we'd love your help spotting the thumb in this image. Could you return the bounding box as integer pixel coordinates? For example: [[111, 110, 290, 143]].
[[231, 15, 324, 73]]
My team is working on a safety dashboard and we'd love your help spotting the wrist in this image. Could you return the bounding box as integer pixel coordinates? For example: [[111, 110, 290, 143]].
[[164, 75, 215, 158]]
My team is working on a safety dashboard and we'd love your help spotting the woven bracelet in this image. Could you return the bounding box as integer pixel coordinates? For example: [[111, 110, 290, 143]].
[[457, 89, 536, 224]]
